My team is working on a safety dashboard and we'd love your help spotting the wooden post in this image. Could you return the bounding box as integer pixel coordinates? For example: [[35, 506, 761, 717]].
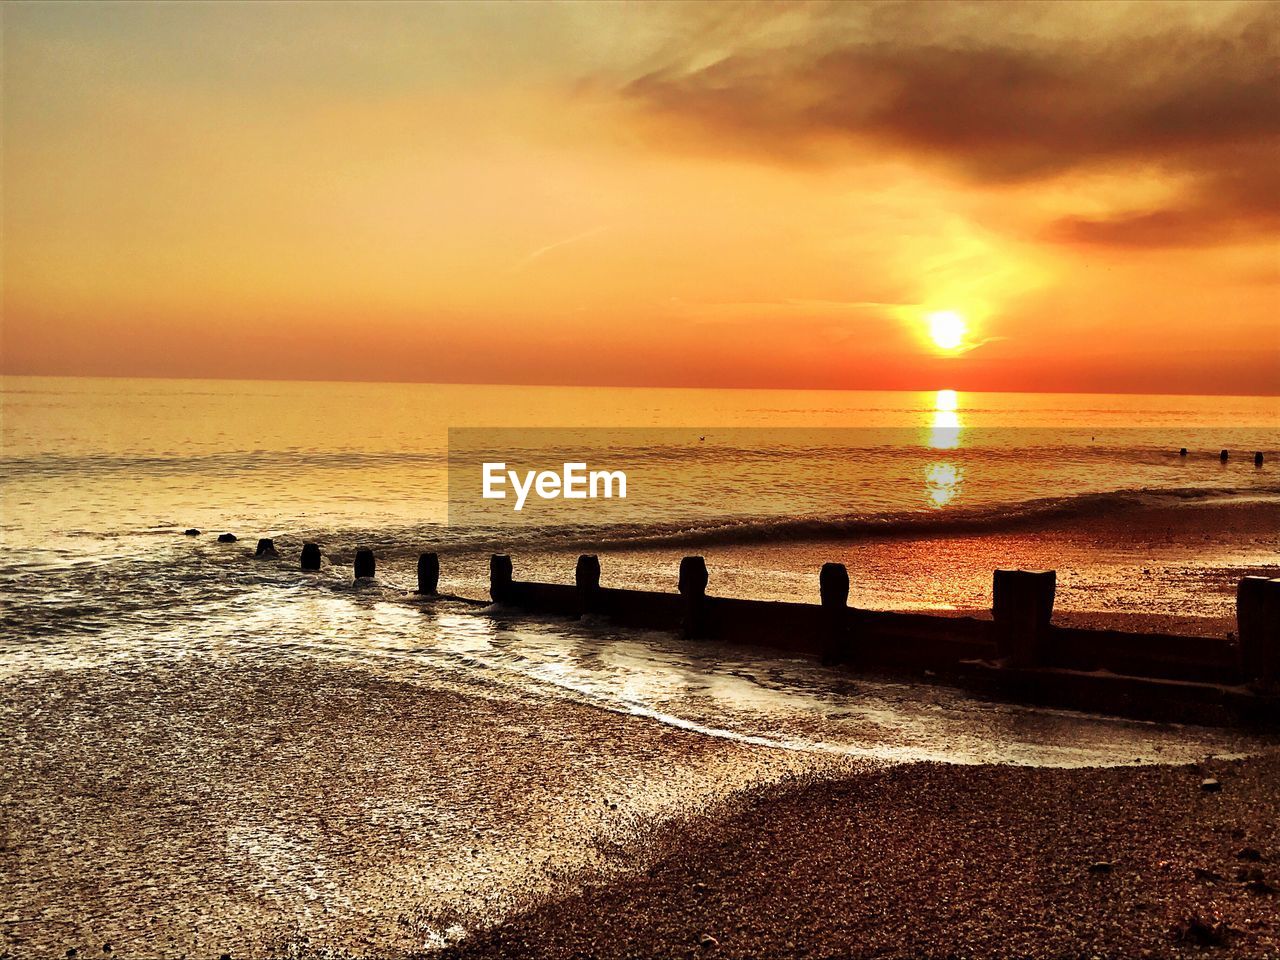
[[993, 569, 1056, 667], [1255, 452, 1265, 467], [1238, 577, 1280, 686], [819, 562, 851, 665], [490, 554, 514, 603], [1220, 449, 1230, 462], [255, 538, 277, 558], [300, 543, 322, 570], [354, 548, 375, 579], [576, 554, 601, 616], [678, 556, 709, 639], [417, 552, 440, 594]]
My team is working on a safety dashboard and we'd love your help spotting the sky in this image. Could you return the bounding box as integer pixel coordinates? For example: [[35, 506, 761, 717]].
[[2, 0, 1278, 394]]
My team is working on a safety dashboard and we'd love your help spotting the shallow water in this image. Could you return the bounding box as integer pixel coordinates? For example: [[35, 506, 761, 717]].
[[4, 378, 1278, 767]]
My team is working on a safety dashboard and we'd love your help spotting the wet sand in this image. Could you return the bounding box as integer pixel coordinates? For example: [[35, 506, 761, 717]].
[[445, 754, 1280, 960], [0, 654, 839, 959], [439, 497, 1280, 632]]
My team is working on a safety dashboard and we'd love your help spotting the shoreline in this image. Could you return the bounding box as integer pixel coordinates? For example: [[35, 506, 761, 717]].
[[441, 753, 1280, 960]]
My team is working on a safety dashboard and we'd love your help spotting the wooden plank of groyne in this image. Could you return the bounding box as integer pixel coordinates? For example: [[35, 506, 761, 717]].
[[855, 609, 996, 669], [1046, 626, 1240, 685], [956, 662, 1279, 727], [1239, 577, 1280, 685], [464, 554, 1276, 725], [417, 553, 440, 594], [993, 569, 1056, 666]]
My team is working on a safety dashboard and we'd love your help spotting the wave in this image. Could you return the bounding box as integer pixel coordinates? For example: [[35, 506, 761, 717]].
[[322, 483, 1280, 556], [0, 449, 450, 479]]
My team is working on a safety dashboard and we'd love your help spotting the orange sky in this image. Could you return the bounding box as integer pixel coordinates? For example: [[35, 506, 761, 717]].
[[2, 1, 1278, 394]]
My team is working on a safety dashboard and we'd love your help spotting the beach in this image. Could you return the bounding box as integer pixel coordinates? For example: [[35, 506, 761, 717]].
[[4, 645, 1278, 959], [3, 378, 1278, 958], [444, 754, 1280, 960]]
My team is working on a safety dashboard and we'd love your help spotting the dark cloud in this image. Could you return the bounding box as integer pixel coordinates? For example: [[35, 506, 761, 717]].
[[616, 2, 1280, 248], [1047, 165, 1280, 248]]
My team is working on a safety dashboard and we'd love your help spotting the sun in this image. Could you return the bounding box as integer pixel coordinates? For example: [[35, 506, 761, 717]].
[[926, 311, 967, 351]]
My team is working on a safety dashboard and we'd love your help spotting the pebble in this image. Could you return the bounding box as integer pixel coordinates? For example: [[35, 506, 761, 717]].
[[698, 933, 718, 949], [1201, 778, 1222, 792], [1088, 861, 1113, 874]]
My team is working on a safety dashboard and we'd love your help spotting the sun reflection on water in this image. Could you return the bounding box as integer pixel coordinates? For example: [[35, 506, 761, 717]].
[[928, 389, 964, 450], [925, 462, 963, 508]]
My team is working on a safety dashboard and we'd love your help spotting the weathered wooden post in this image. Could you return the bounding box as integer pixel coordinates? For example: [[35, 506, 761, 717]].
[[819, 562, 851, 665], [490, 554, 514, 603], [417, 552, 440, 594], [255, 538, 277, 558], [1220, 449, 1230, 462], [1238, 577, 1280, 686], [1179, 448, 1188, 457], [300, 543, 322, 570], [993, 569, 1056, 667], [576, 554, 602, 616], [678, 556, 709, 639], [354, 548, 375, 579], [1256, 452, 1265, 467]]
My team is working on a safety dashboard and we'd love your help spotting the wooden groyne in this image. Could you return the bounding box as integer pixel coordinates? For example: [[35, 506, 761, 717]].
[[231, 532, 1278, 728], [477, 553, 1279, 728]]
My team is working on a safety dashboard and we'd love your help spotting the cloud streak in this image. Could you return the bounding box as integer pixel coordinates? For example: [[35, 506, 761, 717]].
[[513, 225, 609, 272]]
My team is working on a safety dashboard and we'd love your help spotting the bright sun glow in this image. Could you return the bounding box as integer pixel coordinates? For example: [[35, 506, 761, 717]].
[[927, 311, 968, 351]]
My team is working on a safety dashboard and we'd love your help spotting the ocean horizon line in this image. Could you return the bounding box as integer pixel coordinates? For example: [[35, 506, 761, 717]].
[[2, 370, 1278, 401]]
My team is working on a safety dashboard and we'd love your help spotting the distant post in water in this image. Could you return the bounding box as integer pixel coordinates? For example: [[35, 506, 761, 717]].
[[1238, 577, 1280, 686], [490, 554, 514, 603], [300, 543, 322, 571], [354, 548, 375, 579], [993, 569, 1056, 667], [576, 555, 602, 616], [1255, 451, 1265, 467], [1179, 448, 1188, 457], [255, 538, 277, 558], [417, 552, 440, 594], [1220, 449, 1230, 462], [819, 562, 851, 665], [678, 556, 709, 639]]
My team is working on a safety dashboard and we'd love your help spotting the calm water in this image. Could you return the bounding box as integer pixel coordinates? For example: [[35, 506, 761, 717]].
[[5, 377, 1277, 550]]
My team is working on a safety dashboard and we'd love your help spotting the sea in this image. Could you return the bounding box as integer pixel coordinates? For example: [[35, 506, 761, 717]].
[[3, 375, 1278, 762]]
